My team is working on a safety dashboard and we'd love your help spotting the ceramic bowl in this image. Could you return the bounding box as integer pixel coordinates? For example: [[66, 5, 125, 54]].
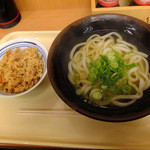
[[48, 14, 150, 122], [0, 38, 48, 98]]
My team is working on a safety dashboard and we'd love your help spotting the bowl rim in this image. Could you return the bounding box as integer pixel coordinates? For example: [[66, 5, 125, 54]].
[[48, 13, 150, 122], [0, 38, 48, 98]]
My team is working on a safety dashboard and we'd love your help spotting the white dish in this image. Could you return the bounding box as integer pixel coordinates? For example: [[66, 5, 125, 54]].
[[0, 38, 48, 98]]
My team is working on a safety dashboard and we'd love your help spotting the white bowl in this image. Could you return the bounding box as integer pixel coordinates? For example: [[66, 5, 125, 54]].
[[0, 38, 48, 98]]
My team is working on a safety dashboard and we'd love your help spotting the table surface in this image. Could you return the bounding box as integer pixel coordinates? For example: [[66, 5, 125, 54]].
[[0, 9, 91, 39], [1, 9, 150, 150], [0, 9, 92, 149]]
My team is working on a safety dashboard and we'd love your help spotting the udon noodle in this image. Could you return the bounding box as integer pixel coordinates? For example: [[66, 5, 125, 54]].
[[68, 32, 150, 107]]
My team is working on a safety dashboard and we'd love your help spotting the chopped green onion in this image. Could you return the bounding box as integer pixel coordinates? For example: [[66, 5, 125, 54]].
[[87, 52, 135, 90], [122, 84, 132, 93], [90, 91, 102, 101], [76, 89, 82, 95], [101, 59, 106, 67], [131, 87, 137, 94], [110, 60, 118, 68], [109, 46, 118, 53], [126, 79, 129, 84], [100, 55, 108, 65], [87, 72, 97, 82], [127, 51, 133, 54], [87, 67, 99, 82], [101, 85, 107, 90], [86, 56, 94, 61], [109, 66, 115, 71], [112, 85, 122, 94], [126, 63, 137, 69], [111, 73, 119, 80], [107, 52, 116, 60], [84, 99, 88, 103], [73, 70, 80, 81], [93, 59, 101, 68]]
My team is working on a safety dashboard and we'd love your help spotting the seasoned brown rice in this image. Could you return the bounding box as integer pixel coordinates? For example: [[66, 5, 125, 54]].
[[0, 47, 44, 93]]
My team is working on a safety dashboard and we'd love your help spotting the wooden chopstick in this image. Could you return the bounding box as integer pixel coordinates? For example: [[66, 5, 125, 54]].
[[18, 109, 82, 117]]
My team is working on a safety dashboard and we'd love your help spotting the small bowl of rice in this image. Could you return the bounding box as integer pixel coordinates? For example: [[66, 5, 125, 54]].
[[0, 38, 48, 98]]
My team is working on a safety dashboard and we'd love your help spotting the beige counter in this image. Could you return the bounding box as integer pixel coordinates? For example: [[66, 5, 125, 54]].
[[0, 9, 91, 39]]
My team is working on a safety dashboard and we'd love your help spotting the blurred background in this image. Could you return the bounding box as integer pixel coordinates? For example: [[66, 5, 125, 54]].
[[13, 0, 133, 11]]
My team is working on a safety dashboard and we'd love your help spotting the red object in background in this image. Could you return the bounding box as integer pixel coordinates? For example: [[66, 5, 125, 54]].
[[131, 0, 150, 5], [98, 0, 119, 7], [0, 0, 21, 29]]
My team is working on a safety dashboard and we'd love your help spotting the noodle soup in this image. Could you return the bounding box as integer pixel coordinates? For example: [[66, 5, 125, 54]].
[[68, 32, 150, 107]]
